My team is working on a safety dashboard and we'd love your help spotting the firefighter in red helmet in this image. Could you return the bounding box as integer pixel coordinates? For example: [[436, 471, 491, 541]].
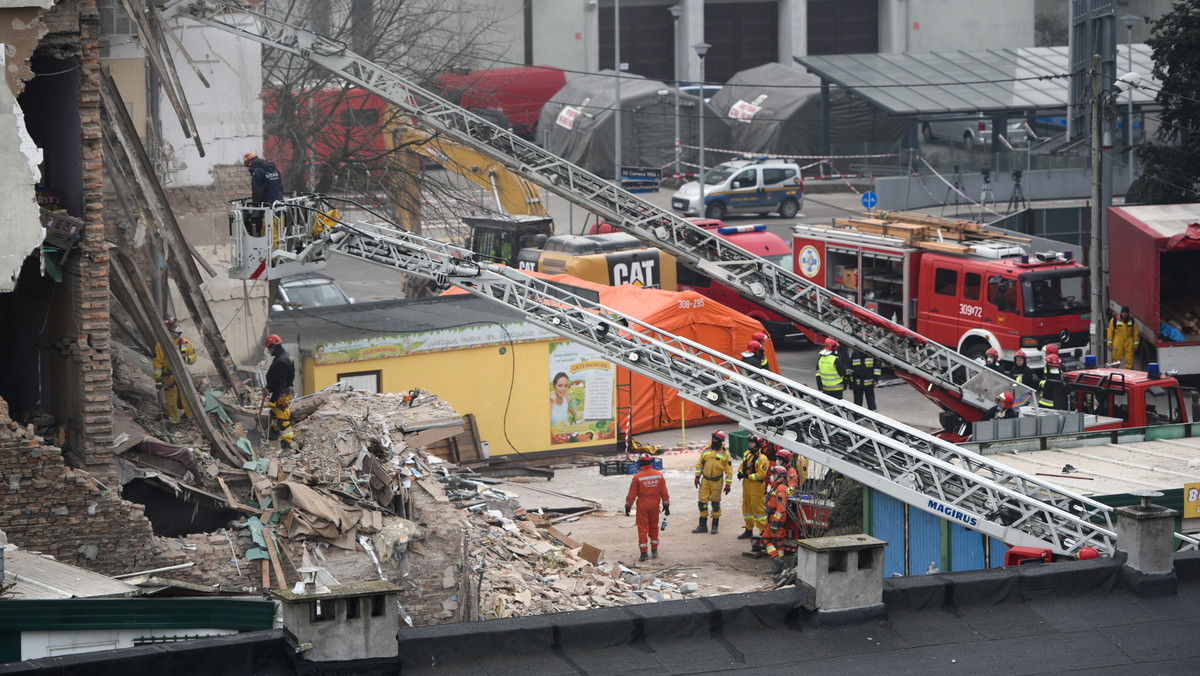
[[817, 337, 848, 399], [264, 334, 296, 450], [625, 453, 669, 562]]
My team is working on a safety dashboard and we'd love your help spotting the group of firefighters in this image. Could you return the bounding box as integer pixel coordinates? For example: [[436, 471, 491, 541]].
[[625, 429, 808, 574]]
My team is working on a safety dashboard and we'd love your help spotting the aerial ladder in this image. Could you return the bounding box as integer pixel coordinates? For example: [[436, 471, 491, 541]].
[[155, 1, 1200, 555], [247, 194, 1133, 557], [158, 0, 1029, 424]]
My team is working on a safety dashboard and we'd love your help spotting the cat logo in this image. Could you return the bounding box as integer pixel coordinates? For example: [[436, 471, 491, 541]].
[[610, 252, 660, 288]]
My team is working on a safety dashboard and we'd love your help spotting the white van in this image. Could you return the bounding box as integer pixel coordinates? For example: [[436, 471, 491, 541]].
[[671, 158, 804, 220]]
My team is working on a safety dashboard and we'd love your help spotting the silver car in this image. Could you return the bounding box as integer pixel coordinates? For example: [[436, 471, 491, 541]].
[[921, 114, 1028, 148]]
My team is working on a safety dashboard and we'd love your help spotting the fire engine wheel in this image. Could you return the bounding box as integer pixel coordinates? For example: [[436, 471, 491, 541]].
[[778, 198, 799, 219], [961, 341, 990, 362], [705, 201, 726, 220]]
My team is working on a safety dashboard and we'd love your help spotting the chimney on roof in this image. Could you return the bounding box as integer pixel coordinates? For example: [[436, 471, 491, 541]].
[[1116, 489, 1178, 596], [794, 534, 886, 618]]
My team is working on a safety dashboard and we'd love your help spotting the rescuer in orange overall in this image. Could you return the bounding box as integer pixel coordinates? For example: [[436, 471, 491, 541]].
[[625, 453, 670, 562]]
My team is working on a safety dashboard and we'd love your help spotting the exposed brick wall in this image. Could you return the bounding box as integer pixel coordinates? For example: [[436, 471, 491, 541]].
[[397, 495, 466, 625]]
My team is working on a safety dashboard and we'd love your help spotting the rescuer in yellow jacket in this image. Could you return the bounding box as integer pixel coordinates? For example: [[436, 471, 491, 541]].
[[153, 317, 197, 424], [692, 431, 733, 535], [1107, 306, 1139, 369], [816, 337, 848, 400], [736, 435, 771, 544]]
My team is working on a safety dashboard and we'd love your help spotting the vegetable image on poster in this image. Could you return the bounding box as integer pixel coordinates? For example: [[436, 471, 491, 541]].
[[548, 341, 616, 445]]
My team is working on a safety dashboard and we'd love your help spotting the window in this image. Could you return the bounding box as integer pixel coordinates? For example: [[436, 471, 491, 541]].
[[371, 594, 387, 617], [762, 168, 796, 185], [963, 272, 981, 301], [857, 550, 875, 570], [933, 268, 958, 297], [337, 371, 382, 394], [98, 0, 133, 36], [675, 262, 712, 288], [828, 550, 848, 572], [731, 170, 757, 189], [1145, 387, 1184, 426], [346, 597, 361, 620], [988, 276, 1018, 314], [340, 107, 381, 129]]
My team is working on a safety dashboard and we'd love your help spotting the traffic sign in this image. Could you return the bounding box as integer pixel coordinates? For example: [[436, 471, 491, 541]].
[[862, 191, 878, 209]]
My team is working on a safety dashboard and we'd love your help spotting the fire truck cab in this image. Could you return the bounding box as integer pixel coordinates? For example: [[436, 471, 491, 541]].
[[792, 222, 1091, 368], [1063, 367, 1197, 430]]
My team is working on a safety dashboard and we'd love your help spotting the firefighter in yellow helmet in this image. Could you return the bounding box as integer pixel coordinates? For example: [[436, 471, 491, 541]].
[[152, 317, 197, 425], [693, 430, 733, 534], [1107, 306, 1139, 369], [264, 334, 296, 450]]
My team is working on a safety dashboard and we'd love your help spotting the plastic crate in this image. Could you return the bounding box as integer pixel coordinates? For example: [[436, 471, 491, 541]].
[[728, 430, 750, 458], [652, 457, 663, 470], [624, 461, 638, 475], [599, 460, 624, 476]]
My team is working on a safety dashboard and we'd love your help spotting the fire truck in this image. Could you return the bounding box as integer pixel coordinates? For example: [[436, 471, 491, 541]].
[[793, 213, 1092, 368]]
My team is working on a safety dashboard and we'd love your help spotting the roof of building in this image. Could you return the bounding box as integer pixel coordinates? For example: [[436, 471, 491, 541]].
[[988, 436, 1200, 498], [2, 548, 141, 599], [1112, 203, 1200, 239], [795, 45, 1159, 116]]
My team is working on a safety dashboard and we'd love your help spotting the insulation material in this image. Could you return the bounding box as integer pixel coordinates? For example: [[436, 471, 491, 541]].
[[272, 480, 383, 550], [708, 62, 907, 160], [535, 70, 730, 179], [0, 49, 46, 292]]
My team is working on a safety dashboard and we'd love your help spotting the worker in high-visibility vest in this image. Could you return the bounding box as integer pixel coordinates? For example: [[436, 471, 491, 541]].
[[816, 338, 848, 400], [1107, 306, 1139, 369]]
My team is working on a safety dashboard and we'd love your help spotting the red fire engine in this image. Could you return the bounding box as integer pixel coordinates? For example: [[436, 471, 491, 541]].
[[792, 216, 1092, 368]]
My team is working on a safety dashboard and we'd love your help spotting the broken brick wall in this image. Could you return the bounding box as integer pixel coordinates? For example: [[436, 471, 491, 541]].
[[395, 490, 468, 626], [0, 396, 249, 586]]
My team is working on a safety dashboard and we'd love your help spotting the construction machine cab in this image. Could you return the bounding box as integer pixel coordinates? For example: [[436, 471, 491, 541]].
[[464, 214, 554, 268]]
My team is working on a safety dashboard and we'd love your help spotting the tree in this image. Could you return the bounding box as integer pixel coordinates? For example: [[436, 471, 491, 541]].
[[259, 0, 520, 234], [1128, 1, 1200, 204]]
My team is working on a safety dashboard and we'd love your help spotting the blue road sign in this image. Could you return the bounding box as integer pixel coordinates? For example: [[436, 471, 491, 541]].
[[862, 191, 878, 209]]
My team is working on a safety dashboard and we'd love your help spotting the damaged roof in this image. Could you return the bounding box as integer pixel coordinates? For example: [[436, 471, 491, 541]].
[[2, 548, 141, 599]]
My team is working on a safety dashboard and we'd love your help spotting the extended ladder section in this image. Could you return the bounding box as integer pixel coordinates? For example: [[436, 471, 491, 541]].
[[314, 212, 1116, 556], [160, 0, 1028, 419]]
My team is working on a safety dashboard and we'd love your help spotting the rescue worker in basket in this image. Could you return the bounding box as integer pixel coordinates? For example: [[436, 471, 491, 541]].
[[1108, 306, 1139, 369], [1008, 349, 1038, 392], [741, 339, 768, 371], [984, 347, 1005, 373], [264, 334, 296, 451], [736, 434, 771, 545], [693, 430, 733, 535], [983, 391, 1019, 421], [816, 337, 848, 400], [242, 151, 284, 237], [1038, 353, 1068, 410], [625, 453, 669, 562], [153, 317, 197, 425]]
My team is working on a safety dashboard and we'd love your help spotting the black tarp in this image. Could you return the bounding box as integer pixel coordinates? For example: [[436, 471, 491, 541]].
[[536, 70, 730, 179], [708, 62, 907, 162]]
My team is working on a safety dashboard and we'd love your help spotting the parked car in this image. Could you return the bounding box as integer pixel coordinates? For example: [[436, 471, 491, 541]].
[[921, 114, 1028, 148], [272, 273, 354, 311], [671, 158, 804, 220], [677, 83, 722, 103]]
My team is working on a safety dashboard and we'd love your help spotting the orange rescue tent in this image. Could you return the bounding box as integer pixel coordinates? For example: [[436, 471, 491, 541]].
[[444, 271, 777, 433]]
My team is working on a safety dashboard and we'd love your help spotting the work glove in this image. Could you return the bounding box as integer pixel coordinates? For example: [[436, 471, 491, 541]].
[[737, 470, 745, 480], [663, 505, 670, 516], [723, 484, 731, 496], [625, 506, 631, 517], [694, 477, 701, 489], [155, 379, 163, 390]]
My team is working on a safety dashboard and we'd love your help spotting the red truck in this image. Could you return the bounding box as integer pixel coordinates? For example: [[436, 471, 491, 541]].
[[792, 220, 1092, 368], [1107, 204, 1200, 377], [1062, 366, 1197, 430], [432, 66, 567, 139], [589, 220, 806, 344], [263, 87, 390, 191]]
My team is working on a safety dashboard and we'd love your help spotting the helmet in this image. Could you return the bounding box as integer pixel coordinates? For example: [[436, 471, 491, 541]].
[[753, 331, 767, 343], [638, 453, 653, 466], [1045, 344, 1060, 356], [998, 391, 1015, 409], [824, 337, 838, 351], [1077, 546, 1100, 560], [1014, 349, 1027, 361], [748, 434, 764, 448], [775, 449, 793, 463], [242, 152, 259, 167], [1046, 353, 1062, 367], [1120, 305, 1131, 315], [746, 340, 762, 352], [265, 334, 283, 349], [772, 466, 788, 477], [711, 430, 727, 443], [164, 317, 181, 336], [985, 347, 999, 359]]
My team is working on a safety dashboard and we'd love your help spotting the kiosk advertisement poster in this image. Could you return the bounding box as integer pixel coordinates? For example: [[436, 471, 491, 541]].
[[547, 341, 616, 445]]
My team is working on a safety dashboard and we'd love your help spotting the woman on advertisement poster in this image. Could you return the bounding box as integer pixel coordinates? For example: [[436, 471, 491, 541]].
[[549, 372, 574, 426]]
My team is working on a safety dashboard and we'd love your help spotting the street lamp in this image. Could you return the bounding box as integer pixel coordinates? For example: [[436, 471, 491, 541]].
[[1122, 14, 1139, 165], [693, 42, 710, 216], [669, 5, 683, 181]]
